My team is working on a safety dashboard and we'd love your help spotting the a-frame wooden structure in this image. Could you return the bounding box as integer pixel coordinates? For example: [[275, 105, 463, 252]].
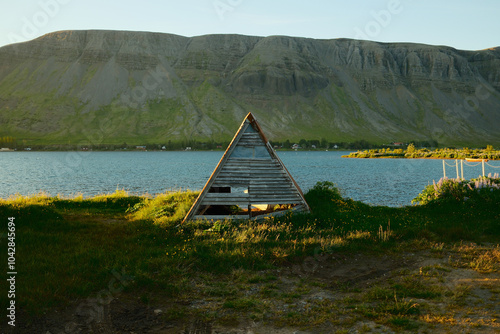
[[183, 112, 310, 222]]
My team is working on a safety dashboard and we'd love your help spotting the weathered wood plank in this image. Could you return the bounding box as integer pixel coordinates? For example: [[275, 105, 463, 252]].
[[218, 172, 285, 178], [249, 194, 301, 199], [240, 136, 261, 141], [201, 197, 250, 203], [249, 180, 292, 184], [223, 170, 288, 176], [225, 159, 279, 164], [249, 193, 301, 199], [250, 188, 296, 192], [226, 158, 276, 163], [237, 144, 267, 148], [213, 180, 290, 186], [202, 196, 301, 204], [217, 173, 254, 179], [238, 139, 266, 144], [250, 183, 294, 188], [222, 165, 284, 171], [250, 185, 297, 189], [212, 183, 248, 188], [205, 193, 249, 199], [223, 164, 281, 169], [249, 200, 302, 204], [251, 191, 297, 196], [201, 200, 250, 205], [217, 172, 252, 177], [217, 177, 290, 187], [248, 199, 302, 205], [216, 175, 290, 180], [238, 137, 265, 142]]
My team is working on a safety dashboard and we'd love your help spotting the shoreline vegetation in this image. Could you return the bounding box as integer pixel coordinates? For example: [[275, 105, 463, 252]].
[[1, 136, 498, 155], [1, 137, 383, 151], [0, 138, 449, 152], [1, 179, 499, 333], [343, 144, 500, 160]]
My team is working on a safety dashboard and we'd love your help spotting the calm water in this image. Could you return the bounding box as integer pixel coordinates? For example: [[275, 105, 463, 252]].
[[0, 151, 491, 206]]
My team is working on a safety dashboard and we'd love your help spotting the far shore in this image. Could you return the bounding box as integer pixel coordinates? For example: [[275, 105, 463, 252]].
[[343, 145, 500, 161], [342, 155, 500, 161]]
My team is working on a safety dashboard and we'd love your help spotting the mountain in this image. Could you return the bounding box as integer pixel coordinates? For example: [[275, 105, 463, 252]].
[[1, 30, 500, 147]]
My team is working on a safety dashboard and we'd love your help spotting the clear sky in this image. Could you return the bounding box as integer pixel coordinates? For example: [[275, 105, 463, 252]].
[[0, 0, 498, 51]]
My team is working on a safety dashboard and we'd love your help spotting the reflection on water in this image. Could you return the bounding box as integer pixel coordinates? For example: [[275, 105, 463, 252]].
[[0, 151, 486, 206]]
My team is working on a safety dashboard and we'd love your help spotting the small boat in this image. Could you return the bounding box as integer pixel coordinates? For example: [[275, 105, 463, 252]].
[[466, 158, 488, 162]]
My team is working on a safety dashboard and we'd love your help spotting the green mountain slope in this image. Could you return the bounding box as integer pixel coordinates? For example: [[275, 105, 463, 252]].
[[1, 30, 499, 146]]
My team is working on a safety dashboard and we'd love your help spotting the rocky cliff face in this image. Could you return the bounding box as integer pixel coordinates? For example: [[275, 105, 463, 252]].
[[0, 30, 499, 146]]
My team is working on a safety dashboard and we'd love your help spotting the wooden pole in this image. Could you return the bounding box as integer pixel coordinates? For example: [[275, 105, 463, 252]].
[[456, 160, 459, 179], [443, 160, 446, 178], [461, 159, 464, 179], [482, 159, 485, 177]]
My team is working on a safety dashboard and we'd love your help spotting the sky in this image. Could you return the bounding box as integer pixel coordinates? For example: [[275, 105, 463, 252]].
[[0, 0, 498, 51]]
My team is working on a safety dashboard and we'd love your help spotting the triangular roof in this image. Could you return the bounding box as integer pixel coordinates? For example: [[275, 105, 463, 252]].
[[183, 112, 310, 222]]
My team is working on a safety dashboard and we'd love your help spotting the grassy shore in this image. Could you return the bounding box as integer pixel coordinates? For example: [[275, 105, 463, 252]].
[[1, 183, 499, 333], [343, 145, 500, 160]]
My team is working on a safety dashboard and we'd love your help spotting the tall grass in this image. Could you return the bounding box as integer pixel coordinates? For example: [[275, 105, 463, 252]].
[[126, 190, 199, 226]]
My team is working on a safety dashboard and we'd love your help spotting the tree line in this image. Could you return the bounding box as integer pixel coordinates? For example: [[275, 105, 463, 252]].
[[0, 136, 16, 148]]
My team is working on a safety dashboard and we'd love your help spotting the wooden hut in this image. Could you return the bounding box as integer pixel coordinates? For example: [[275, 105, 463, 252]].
[[183, 112, 310, 222]]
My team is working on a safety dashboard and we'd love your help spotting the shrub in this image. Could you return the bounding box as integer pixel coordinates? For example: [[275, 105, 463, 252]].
[[305, 181, 342, 206], [412, 174, 500, 205]]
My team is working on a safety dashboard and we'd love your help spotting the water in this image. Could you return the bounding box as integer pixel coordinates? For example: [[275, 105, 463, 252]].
[[0, 151, 491, 206]]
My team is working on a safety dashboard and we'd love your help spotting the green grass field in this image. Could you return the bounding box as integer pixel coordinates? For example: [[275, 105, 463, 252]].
[[0, 182, 499, 333]]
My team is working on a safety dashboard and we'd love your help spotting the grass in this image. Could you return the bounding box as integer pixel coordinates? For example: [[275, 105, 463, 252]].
[[0, 182, 499, 332]]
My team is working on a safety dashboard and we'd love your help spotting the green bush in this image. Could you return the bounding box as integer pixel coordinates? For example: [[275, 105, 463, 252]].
[[412, 174, 500, 205], [305, 181, 343, 208]]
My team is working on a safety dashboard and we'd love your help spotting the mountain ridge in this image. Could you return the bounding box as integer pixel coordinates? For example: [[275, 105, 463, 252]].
[[1, 30, 499, 146]]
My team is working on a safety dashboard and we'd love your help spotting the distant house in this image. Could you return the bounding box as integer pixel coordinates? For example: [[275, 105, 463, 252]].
[[185, 147, 192, 151], [392, 142, 404, 146], [291, 144, 300, 150], [135, 146, 147, 150]]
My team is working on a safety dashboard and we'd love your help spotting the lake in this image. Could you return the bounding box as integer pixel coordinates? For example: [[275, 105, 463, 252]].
[[0, 151, 491, 206]]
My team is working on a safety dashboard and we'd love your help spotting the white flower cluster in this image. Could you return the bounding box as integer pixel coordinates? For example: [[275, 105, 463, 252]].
[[473, 173, 500, 192]]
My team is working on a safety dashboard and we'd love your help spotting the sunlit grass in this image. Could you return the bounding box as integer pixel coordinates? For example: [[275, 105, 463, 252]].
[[0, 191, 54, 207], [126, 190, 199, 227], [449, 243, 500, 273]]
